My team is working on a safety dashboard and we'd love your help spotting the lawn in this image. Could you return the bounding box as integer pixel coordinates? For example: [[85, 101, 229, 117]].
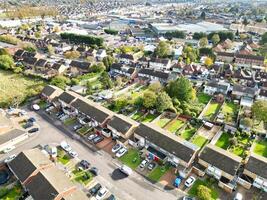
[[180, 128, 196, 140], [188, 179, 219, 200], [141, 113, 157, 123], [38, 99, 47, 109], [77, 126, 91, 135], [167, 119, 184, 133], [0, 70, 45, 107], [203, 102, 221, 120], [156, 118, 171, 128], [198, 93, 211, 104], [215, 132, 231, 150], [71, 169, 93, 186], [230, 146, 244, 157], [119, 149, 142, 169], [131, 112, 143, 121], [57, 149, 71, 165], [147, 164, 171, 182], [192, 135, 208, 148], [253, 140, 267, 158], [64, 118, 77, 126], [222, 102, 238, 123], [0, 184, 22, 200]]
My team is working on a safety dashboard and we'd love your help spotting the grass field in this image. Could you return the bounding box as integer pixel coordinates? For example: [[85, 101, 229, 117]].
[[180, 128, 196, 140], [0, 184, 22, 200], [215, 132, 231, 149], [253, 140, 267, 158], [147, 164, 171, 182], [119, 149, 142, 169], [167, 119, 184, 133], [188, 179, 219, 200], [157, 118, 171, 128], [203, 102, 221, 120], [0, 70, 45, 107], [222, 102, 238, 123], [142, 113, 157, 123], [131, 112, 143, 121], [71, 169, 93, 185], [198, 93, 211, 104], [192, 135, 208, 148]]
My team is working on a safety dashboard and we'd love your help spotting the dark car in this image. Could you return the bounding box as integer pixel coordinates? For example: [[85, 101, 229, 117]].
[[89, 183, 102, 195], [93, 135, 104, 144], [107, 194, 116, 200], [28, 117, 36, 123], [89, 167, 99, 176], [23, 122, 33, 129], [28, 128, 39, 133], [80, 160, 90, 169]]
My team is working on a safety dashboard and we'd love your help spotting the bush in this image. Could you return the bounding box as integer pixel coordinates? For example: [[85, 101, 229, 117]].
[[197, 185, 212, 200], [60, 33, 103, 46], [0, 188, 8, 198], [104, 29, 118, 35]]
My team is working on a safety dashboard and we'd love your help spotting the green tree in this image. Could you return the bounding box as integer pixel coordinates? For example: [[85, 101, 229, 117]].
[[193, 32, 207, 40], [86, 82, 93, 95], [91, 62, 106, 73], [47, 44, 55, 56], [0, 55, 14, 70], [100, 72, 113, 89], [260, 32, 267, 45], [252, 100, 267, 123], [199, 37, 208, 47], [166, 76, 196, 102], [143, 90, 157, 109], [50, 75, 71, 89], [64, 50, 81, 59], [0, 48, 10, 56], [197, 185, 212, 200], [154, 41, 171, 58], [148, 81, 162, 93], [102, 55, 114, 71], [200, 11, 206, 20], [156, 91, 173, 113], [211, 34, 220, 45]]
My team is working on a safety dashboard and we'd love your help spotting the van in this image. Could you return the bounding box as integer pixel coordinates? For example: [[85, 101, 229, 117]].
[[119, 165, 132, 176], [51, 147, 57, 158]]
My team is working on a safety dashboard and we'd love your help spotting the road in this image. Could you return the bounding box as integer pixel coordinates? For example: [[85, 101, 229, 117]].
[[0, 108, 184, 200]]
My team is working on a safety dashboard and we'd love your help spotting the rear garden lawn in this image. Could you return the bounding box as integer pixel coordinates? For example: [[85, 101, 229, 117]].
[[253, 139, 267, 158], [71, 169, 93, 186], [147, 164, 171, 182], [188, 178, 219, 200], [198, 93, 212, 104], [215, 132, 231, 150], [0, 184, 23, 200], [203, 102, 221, 120], [77, 126, 91, 135], [179, 128, 196, 140], [57, 149, 71, 165], [191, 135, 208, 148], [166, 119, 185, 133], [228, 133, 250, 157], [221, 102, 238, 124], [156, 117, 171, 128], [141, 113, 157, 123], [64, 117, 77, 126], [131, 111, 143, 121], [119, 149, 142, 169]]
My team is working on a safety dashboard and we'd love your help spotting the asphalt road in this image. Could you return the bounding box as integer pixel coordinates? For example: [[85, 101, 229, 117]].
[[0, 108, 184, 200]]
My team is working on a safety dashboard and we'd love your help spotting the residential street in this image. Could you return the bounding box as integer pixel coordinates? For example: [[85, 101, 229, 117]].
[[0, 108, 184, 200]]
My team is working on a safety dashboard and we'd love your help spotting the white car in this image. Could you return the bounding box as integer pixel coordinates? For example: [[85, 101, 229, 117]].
[[111, 143, 122, 153], [4, 154, 16, 163], [69, 150, 78, 158], [60, 141, 72, 152], [233, 193, 243, 200], [115, 147, 127, 158], [96, 187, 108, 200], [3, 146, 15, 154], [139, 159, 149, 169], [60, 115, 69, 121], [32, 104, 40, 111], [185, 176, 196, 188]]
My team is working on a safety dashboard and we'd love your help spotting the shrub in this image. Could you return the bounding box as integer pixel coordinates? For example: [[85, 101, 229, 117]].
[[197, 185, 212, 200]]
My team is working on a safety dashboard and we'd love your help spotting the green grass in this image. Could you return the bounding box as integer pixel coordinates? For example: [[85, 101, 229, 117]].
[[147, 164, 171, 182], [119, 149, 142, 169], [215, 132, 231, 149], [230, 146, 244, 157], [142, 113, 157, 123], [192, 135, 208, 148], [167, 119, 184, 133], [72, 169, 93, 185], [222, 102, 238, 123], [157, 118, 171, 128], [0, 70, 45, 107], [203, 102, 221, 120], [64, 118, 77, 126], [253, 140, 267, 158], [180, 128, 196, 140], [188, 179, 219, 200], [77, 126, 91, 135], [131, 112, 143, 121], [0, 184, 22, 200], [38, 100, 47, 109], [57, 149, 71, 165], [198, 93, 211, 104]]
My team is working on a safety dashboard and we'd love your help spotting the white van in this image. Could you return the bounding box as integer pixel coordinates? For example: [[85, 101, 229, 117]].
[[119, 165, 132, 176]]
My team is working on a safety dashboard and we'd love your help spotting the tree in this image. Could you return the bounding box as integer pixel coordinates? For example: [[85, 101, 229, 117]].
[[164, 31, 186, 39], [166, 76, 196, 103], [242, 17, 249, 26], [192, 32, 207, 40], [100, 72, 113, 89], [50, 75, 71, 89], [64, 50, 81, 59], [260, 32, 267, 45], [0, 55, 14, 70], [20, 42, 37, 53], [60, 33, 103, 47], [211, 34, 220, 45], [182, 45, 199, 63], [47, 44, 55, 56], [154, 41, 171, 58], [34, 32, 41, 38], [143, 90, 157, 109], [197, 185, 212, 200], [115, 76, 122, 87], [102, 55, 114, 71], [104, 29, 119, 35], [148, 81, 162, 93], [252, 100, 267, 123], [199, 37, 208, 47], [0, 48, 10, 56], [86, 82, 93, 95], [229, 137, 238, 146], [204, 57, 213, 67], [200, 11, 206, 20], [156, 91, 173, 113], [91, 62, 106, 73]]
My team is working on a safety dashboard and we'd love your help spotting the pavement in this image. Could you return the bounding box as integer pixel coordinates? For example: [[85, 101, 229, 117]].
[[0, 107, 185, 200]]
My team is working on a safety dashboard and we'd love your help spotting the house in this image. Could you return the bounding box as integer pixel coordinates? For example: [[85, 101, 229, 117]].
[[53, 43, 72, 53], [235, 54, 265, 67], [129, 123, 199, 169], [22, 56, 38, 68], [13, 49, 25, 60], [40, 85, 63, 102], [110, 63, 137, 79], [35, 59, 48, 70], [95, 49, 107, 60], [232, 84, 259, 99], [149, 58, 171, 70], [119, 54, 137, 64], [216, 52, 235, 63], [238, 154, 267, 192], [198, 144, 242, 192], [107, 114, 139, 141], [86, 48, 97, 57], [57, 91, 78, 108], [137, 57, 149, 68], [204, 81, 230, 95], [51, 62, 68, 75], [138, 68, 170, 84], [8, 148, 89, 200], [0, 129, 28, 152], [69, 60, 91, 76]]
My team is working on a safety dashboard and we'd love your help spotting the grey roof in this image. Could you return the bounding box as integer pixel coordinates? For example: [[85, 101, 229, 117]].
[[41, 85, 56, 97], [0, 129, 25, 145], [70, 60, 90, 70], [138, 68, 169, 80], [23, 56, 38, 65], [35, 59, 47, 67], [232, 84, 258, 96], [199, 145, 241, 176], [246, 155, 267, 179], [134, 123, 197, 163], [107, 116, 133, 135], [14, 49, 25, 57], [150, 58, 170, 65], [58, 92, 76, 104]]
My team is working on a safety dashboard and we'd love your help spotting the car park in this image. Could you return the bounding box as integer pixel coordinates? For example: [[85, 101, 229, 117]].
[[4, 154, 16, 163], [88, 133, 98, 141], [185, 176, 196, 188], [147, 162, 156, 171], [90, 167, 99, 176], [173, 176, 183, 187], [96, 187, 108, 200], [69, 150, 78, 158], [28, 127, 39, 133], [139, 159, 149, 169], [89, 183, 102, 196], [111, 143, 122, 153], [80, 160, 90, 169], [3, 146, 15, 154], [93, 135, 104, 144], [60, 141, 72, 152], [116, 147, 127, 158]]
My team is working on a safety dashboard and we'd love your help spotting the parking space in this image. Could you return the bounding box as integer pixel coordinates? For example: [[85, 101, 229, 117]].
[[95, 137, 115, 153], [159, 168, 177, 188]]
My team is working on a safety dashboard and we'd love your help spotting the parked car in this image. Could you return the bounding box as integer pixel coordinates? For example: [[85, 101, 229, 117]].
[[4, 154, 16, 163], [32, 104, 40, 111], [73, 124, 82, 131], [3, 146, 15, 154], [111, 143, 122, 153], [233, 193, 243, 200], [88, 133, 98, 141], [93, 135, 104, 144], [23, 122, 33, 129], [107, 194, 116, 200], [119, 165, 132, 176], [185, 176, 196, 188], [90, 167, 99, 176], [60, 141, 72, 152], [60, 114, 69, 121], [183, 196, 195, 200], [96, 187, 108, 200], [173, 176, 183, 187], [148, 162, 156, 171], [45, 105, 54, 112], [28, 117, 36, 123], [139, 159, 149, 169], [80, 160, 90, 170], [50, 147, 57, 158], [56, 111, 64, 117], [28, 128, 39, 133], [89, 183, 102, 196], [57, 113, 65, 119], [116, 147, 127, 158], [69, 150, 78, 158]]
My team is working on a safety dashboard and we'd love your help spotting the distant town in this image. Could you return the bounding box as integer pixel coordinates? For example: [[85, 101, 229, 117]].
[[0, 0, 266, 200]]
